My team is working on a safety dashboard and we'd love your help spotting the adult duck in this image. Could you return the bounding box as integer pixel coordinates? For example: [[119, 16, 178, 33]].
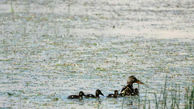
[[120, 76, 144, 96]]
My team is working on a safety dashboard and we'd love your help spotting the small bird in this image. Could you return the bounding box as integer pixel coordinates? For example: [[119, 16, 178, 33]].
[[67, 91, 85, 99], [107, 90, 119, 98], [85, 89, 104, 98], [120, 76, 144, 96], [131, 88, 139, 96]]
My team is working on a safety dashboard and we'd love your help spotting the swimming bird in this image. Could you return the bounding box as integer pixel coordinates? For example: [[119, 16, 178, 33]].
[[107, 90, 119, 98], [67, 91, 85, 99], [85, 89, 104, 98], [120, 76, 144, 96], [132, 88, 139, 96]]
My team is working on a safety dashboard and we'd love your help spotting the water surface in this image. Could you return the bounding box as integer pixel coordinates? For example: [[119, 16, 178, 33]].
[[0, 0, 194, 108]]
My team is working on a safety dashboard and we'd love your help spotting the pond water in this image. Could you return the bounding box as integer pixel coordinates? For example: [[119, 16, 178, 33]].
[[0, 0, 194, 108]]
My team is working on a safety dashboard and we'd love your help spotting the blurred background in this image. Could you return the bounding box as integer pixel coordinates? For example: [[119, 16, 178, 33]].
[[0, 0, 194, 108]]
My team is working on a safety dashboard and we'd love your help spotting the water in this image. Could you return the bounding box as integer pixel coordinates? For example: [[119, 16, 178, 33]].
[[0, 0, 194, 108]]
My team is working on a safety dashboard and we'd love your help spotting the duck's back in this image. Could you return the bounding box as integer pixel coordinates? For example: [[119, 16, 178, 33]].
[[107, 94, 115, 98], [67, 95, 79, 99], [121, 85, 133, 92], [85, 94, 95, 98]]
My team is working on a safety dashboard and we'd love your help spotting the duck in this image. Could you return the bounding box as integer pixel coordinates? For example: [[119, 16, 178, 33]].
[[131, 88, 139, 96], [107, 90, 119, 98], [120, 76, 144, 96], [67, 91, 85, 99], [85, 89, 104, 98]]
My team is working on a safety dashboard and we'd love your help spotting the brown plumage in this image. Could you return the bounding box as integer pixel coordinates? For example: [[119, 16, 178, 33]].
[[120, 76, 144, 96]]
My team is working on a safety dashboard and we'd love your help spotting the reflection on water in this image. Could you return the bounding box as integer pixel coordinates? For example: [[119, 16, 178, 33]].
[[0, 0, 194, 108]]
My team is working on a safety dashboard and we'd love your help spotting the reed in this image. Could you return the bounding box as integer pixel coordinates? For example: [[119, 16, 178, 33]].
[[10, 0, 15, 21], [185, 86, 194, 109], [162, 75, 168, 109], [143, 89, 147, 109], [147, 76, 193, 109], [154, 92, 159, 109]]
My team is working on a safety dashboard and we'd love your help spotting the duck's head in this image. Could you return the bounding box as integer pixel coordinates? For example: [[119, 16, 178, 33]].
[[79, 91, 85, 96], [114, 90, 119, 95], [96, 89, 104, 96], [127, 76, 144, 85]]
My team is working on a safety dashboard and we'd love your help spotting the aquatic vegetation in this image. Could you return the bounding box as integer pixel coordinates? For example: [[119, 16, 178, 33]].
[[140, 76, 194, 109]]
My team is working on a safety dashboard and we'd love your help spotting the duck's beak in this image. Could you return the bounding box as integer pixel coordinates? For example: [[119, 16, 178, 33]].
[[136, 80, 144, 84]]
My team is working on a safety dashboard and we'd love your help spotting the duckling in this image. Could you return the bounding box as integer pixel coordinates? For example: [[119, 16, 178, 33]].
[[131, 88, 139, 96], [107, 90, 119, 98], [67, 91, 85, 99], [85, 89, 104, 98], [121, 76, 144, 96]]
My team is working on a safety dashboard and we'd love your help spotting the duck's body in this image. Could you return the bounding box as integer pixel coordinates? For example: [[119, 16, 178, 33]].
[[120, 76, 144, 96], [121, 86, 134, 96], [68, 95, 81, 99], [85, 94, 96, 98], [85, 89, 104, 98], [67, 91, 85, 99], [107, 90, 119, 98]]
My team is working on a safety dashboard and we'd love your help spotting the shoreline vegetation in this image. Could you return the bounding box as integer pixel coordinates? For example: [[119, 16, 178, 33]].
[[138, 76, 194, 109]]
